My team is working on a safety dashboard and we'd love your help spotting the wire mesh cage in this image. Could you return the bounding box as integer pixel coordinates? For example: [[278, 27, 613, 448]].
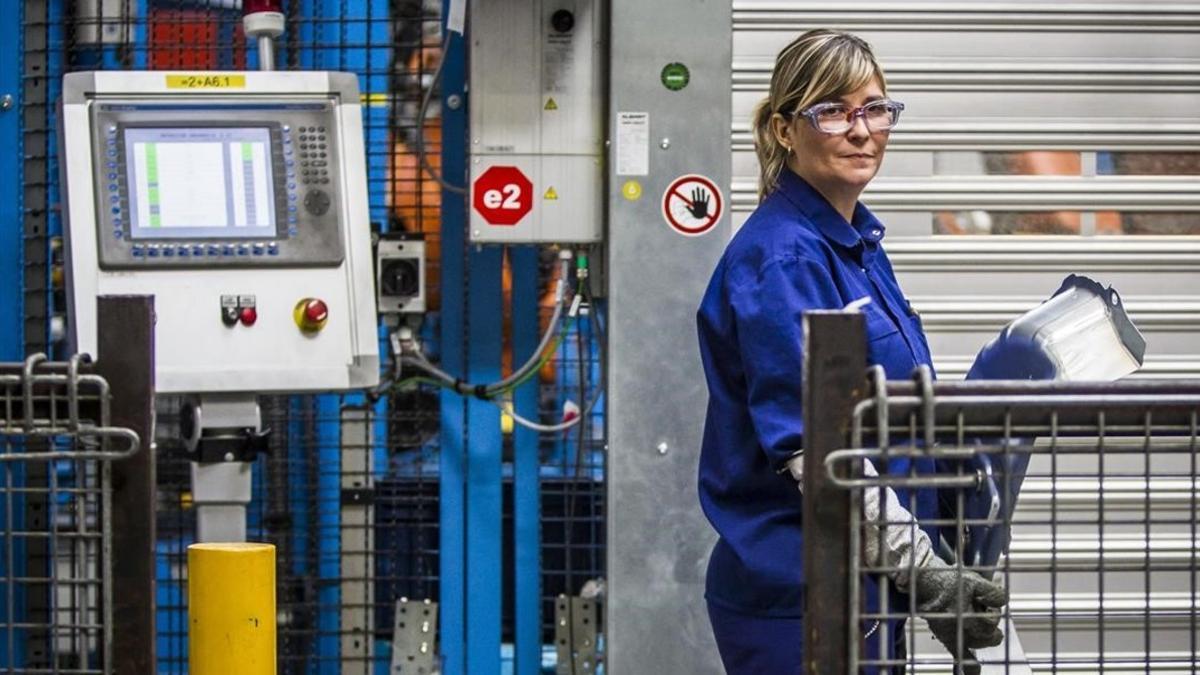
[[809, 347, 1199, 673], [0, 354, 142, 674], [23, 1, 609, 671]]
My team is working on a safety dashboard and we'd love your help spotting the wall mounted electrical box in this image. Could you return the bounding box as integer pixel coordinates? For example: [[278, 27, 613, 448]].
[[468, 0, 604, 244], [376, 233, 426, 315], [60, 71, 379, 394]]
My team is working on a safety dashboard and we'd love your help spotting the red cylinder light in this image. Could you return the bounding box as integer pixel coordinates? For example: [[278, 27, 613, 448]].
[[243, 0, 282, 16]]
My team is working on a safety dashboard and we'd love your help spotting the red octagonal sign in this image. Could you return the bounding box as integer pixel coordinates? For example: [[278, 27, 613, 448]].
[[472, 165, 534, 226]]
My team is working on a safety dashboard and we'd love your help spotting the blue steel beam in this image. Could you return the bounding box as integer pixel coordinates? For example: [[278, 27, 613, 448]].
[[1, 0, 21, 364], [439, 13, 506, 673], [464, 246, 502, 675], [437, 17, 469, 672], [511, 246, 542, 674]]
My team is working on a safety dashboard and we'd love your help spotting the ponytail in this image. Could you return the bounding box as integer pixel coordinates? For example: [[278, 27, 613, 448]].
[[752, 96, 790, 202]]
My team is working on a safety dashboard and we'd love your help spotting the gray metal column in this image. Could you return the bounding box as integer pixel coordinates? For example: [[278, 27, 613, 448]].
[[606, 1, 731, 671], [340, 405, 374, 672]]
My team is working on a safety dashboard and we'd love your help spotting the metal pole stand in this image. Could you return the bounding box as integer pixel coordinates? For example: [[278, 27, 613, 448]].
[[182, 394, 269, 542], [243, 2, 285, 72]]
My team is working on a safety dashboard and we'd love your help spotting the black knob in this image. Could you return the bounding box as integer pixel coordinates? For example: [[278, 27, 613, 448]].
[[551, 9, 575, 33], [304, 189, 332, 216], [380, 257, 421, 299]]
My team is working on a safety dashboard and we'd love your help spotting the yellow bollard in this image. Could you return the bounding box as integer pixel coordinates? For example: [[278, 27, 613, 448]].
[[188, 543, 276, 675]]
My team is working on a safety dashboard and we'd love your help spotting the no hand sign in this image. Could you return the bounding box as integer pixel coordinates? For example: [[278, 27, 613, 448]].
[[473, 166, 534, 226], [662, 174, 723, 237]]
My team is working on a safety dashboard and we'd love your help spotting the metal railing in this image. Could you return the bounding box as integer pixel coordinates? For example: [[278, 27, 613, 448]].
[[0, 353, 142, 673], [803, 312, 1200, 674]]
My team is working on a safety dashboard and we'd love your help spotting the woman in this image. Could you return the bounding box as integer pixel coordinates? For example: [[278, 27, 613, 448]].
[[696, 30, 1005, 673]]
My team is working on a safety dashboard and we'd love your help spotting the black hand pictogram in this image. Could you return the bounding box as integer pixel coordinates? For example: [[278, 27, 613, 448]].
[[688, 187, 710, 220]]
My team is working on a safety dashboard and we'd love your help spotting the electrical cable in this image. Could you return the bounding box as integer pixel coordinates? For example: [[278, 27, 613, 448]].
[[380, 254, 574, 399], [415, 31, 467, 195], [496, 284, 606, 434], [374, 251, 606, 435]]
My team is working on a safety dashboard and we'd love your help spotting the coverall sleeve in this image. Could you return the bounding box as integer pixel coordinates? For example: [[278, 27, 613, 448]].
[[728, 255, 843, 470]]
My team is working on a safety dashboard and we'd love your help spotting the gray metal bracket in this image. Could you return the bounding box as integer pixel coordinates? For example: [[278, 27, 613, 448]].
[[554, 595, 598, 675], [391, 597, 439, 674]]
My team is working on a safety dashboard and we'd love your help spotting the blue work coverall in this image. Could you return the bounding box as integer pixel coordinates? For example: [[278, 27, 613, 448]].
[[696, 169, 939, 674]]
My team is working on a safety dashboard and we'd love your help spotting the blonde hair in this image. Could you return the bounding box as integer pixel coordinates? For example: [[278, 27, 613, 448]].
[[752, 29, 887, 201]]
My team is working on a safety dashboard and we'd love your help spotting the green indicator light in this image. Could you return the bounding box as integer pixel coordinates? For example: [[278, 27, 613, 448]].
[[661, 62, 690, 91]]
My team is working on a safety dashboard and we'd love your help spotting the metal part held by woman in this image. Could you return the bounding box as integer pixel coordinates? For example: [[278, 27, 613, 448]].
[[695, 29, 1008, 674]]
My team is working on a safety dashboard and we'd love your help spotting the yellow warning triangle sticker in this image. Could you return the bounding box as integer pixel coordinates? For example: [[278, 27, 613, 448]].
[[544, 98, 558, 111], [544, 186, 559, 200]]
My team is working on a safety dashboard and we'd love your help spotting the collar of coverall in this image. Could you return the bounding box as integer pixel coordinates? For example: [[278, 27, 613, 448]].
[[775, 168, 886, 252]]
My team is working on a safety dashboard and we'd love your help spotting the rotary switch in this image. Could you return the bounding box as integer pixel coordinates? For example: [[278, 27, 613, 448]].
[[294, 297, 329, 333]]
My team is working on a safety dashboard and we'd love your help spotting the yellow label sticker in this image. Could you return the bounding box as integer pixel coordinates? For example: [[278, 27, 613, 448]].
[[360, 92, 390, 107], [544, 186, 559, 200], [621, 180, 643, 201], [544, 97, 558, 111], [166, 74, 247, 89]]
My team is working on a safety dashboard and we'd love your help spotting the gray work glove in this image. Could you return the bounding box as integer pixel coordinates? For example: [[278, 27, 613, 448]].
[[914, 558, 1007, 674]]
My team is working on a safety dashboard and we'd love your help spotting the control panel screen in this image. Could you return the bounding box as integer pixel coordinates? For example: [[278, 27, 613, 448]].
[[124, 127, 277, 240]]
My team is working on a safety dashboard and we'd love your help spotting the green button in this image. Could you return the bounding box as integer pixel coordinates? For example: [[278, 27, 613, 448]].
[[661, 62, 690, 91]]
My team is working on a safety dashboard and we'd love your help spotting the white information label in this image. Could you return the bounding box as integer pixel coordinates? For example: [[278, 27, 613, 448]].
[[615, 112, 649, 177], [543, 33, 575, 94], [446, 0, 466, 35]]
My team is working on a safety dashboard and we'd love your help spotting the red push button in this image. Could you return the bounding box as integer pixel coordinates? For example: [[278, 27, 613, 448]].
[[304, 299, 328, 323], [239, 306, 258, 326]]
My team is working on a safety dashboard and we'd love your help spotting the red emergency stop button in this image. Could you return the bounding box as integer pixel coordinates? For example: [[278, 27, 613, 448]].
[[239, 306, 258, 326], [294, 297, 329, 333]]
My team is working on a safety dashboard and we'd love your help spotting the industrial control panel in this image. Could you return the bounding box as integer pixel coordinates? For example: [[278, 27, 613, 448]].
[[61, 71, 379, 394]]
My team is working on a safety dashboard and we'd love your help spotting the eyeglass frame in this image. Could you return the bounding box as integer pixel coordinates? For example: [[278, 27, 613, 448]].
[[792, 99, 906, 135]]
